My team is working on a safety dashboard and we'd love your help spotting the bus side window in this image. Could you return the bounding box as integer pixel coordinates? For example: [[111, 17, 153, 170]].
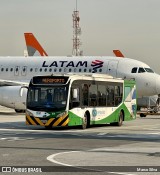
[[98, 85, 106, 106], [107, 85, 114, 106], [114, 85, 122, 106], [89, 84, 97, 106], [82, 84, 89, 106]]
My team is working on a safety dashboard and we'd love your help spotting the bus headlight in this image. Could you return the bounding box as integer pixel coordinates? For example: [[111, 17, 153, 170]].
[[26, 110, 34, 117], [57, 111, 67, 118]]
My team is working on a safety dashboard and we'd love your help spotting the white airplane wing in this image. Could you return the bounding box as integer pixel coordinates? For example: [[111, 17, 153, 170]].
[[0, 79, 29, 86]]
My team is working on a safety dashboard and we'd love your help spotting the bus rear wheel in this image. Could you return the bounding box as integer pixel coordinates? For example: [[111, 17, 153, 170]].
[[112, 111, 123, 126]]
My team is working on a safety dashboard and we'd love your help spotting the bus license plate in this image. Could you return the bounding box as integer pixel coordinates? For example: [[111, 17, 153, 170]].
[[42, 120, 48, 124]]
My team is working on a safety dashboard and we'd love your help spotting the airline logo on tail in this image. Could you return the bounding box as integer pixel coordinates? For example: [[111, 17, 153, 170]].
[[24, 33, 48, 56], [91, 60, 104, 73]]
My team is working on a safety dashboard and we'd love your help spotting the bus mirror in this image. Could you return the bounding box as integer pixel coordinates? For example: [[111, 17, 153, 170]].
[[73, 89, 78, 99], [19, 86, 28, 97]]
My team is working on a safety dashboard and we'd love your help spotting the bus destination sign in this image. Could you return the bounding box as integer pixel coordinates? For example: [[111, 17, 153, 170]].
[[32, 76, 69, 85]]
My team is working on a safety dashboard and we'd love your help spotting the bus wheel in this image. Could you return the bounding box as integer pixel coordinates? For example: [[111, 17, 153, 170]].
[[82, 114, 88, 129], [116, 111, 123, 126]]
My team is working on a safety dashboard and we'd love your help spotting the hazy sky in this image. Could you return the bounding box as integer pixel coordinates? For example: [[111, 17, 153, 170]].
[[0, 0, 160, 73]]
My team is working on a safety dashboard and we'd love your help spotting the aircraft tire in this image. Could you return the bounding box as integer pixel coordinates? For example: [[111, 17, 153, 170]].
[[140, 113, 146, 117], [15, 109, 25, 113]]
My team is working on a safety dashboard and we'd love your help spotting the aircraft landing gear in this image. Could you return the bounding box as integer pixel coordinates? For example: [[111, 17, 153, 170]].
[[15, 109, 25, 113]]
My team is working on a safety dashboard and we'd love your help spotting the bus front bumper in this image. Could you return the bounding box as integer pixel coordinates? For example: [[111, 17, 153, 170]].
[[26, 114, 69, 127]]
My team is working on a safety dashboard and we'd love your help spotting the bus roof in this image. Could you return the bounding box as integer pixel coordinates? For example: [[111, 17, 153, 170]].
[[30, 73, 134, 86]]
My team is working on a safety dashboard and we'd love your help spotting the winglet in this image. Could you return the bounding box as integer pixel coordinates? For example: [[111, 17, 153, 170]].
[[113, 50, 124, 58], [24, 33, 48, 56]]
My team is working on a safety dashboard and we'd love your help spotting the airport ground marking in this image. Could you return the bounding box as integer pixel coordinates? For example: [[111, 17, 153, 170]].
[[47, 149, 136, 175]]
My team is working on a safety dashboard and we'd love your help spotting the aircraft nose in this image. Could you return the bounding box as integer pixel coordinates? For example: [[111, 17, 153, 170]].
[[156, 75, 160, 94]]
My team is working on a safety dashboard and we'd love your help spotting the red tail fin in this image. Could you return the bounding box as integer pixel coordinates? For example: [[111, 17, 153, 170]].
[[113, 50, 124, 58], [24, 33, 48, 56]]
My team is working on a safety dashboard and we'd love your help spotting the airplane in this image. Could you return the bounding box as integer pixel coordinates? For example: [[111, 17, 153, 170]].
[[0, 55, 160, 112], [24, 35, 160, 114]]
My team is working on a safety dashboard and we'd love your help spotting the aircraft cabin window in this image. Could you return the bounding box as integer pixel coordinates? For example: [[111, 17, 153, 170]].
[[74, 68, 76, 72], [30, 68, 33, 72], [44, 68, 47, 72], [1, 68, 4, 71], [84, 68, 87, 72], [54, 68, 57, 72], [6, 68, 8, 72], [49, 68, 52, 72], [39, 68, 42, 72], [23, 68, 26, 72], [79, 69, 82, 72], [35, 68, 38, 72], [10, 68, 13, 72], [144, 68, 154, 73], [138, 67, 145, 73], [69, 68, 72, 72], [89, 69, 92, 72], [59, 68, 62, 72], [99, 69, 102, 72], [131, 67, 137, 73]]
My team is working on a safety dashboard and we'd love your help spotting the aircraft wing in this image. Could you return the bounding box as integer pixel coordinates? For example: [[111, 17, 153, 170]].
[[0, 79, 29, 86]]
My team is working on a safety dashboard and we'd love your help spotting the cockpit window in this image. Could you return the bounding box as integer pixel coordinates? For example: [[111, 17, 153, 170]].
[[144, 68, 154, 73], [131, 67, 138, 73], [138, 67, 145, 73]]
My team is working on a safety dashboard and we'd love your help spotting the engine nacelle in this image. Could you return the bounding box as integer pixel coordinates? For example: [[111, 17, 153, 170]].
[[0, 86, 27, 110]]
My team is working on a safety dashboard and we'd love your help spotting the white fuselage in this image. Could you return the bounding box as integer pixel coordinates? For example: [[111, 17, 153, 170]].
[[0, 56, 159, 110]]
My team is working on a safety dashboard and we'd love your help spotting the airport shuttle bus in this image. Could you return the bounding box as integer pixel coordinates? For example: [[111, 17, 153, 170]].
[[25, 74, 137, 129]]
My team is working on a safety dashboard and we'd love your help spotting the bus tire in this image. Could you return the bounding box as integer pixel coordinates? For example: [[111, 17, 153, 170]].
[[115, 110, 124, 126], [82, 113, 88, 129]]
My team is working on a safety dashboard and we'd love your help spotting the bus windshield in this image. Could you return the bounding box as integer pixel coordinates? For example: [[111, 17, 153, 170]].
[[27, 86, 68, 112]]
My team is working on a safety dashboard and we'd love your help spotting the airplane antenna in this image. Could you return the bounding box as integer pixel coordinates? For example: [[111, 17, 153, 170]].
[[72, 0, 83, 56]]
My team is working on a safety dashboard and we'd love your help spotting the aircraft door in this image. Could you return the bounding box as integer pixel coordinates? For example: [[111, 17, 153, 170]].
[[14, 66, 20, 76], [107, 61, 119, 77], [22, 66, 27, 76]]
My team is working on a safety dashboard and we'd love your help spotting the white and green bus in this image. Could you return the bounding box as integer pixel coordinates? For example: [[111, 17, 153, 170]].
[[25, 74, 137, 129]]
